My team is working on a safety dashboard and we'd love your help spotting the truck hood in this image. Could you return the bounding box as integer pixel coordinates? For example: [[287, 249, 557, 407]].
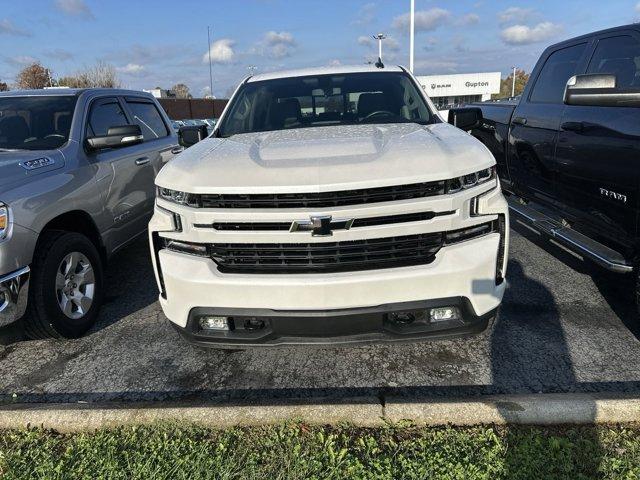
[[0, 150, 65, 192], [157, 123, 495, 194]]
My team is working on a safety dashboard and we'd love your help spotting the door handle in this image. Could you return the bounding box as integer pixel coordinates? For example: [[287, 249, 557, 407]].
[[135, 157, 150, 166], [561, 121, 585, 133], [170, 146, 183, 154], [512, 116, 527, 126]]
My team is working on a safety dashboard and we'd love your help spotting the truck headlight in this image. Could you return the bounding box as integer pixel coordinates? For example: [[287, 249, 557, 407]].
[[447, 166, 496, 193], [157, 187, 200, 207], [0, 203, 8, 239]]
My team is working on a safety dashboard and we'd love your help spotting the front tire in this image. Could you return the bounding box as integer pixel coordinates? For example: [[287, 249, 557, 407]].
[[25, 231, 104, 339]]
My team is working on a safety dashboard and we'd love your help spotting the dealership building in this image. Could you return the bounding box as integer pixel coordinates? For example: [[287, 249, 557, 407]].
[[416, 72, 502, 110]]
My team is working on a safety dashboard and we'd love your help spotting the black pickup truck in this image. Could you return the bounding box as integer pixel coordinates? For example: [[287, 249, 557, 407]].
[[449, 24, 640, 310]]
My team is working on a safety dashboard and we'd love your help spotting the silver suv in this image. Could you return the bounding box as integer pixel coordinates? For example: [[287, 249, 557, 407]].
[[0, 88, 181, 338]]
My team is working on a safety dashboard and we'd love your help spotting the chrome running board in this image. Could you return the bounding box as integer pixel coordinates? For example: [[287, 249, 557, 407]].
[[508, 197, 633, 273]]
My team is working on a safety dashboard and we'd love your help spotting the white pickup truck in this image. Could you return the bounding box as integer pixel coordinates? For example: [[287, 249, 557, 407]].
[[149, 65, 509, 347]]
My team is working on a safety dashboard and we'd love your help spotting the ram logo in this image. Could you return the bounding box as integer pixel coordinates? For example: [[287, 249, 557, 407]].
[[600, 188, 627, 204]]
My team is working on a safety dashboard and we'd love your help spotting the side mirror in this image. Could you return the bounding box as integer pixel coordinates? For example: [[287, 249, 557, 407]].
[[564, 74, 640, 107], [86, 125, 143, 151], [447, 107, 482, 131], [179, 125, 208, 148]]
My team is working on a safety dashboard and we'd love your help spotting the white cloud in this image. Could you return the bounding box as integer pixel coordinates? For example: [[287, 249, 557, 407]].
[[498, 7, 536, 25], [352, 2, 376, 26], [54, 0, 94, 19], [0, 19, 30, 36], [202, 39, 236, 64], [392, 8, 451, 33], [116, 63, 145, 74], [457, 13, 480, 26], [262, 31, 297, 58], [423, 37, 438, 52], [5, 55, 39, 67], [328, 59, 342, 66], [358, 35, 373, 47], [501, 22, 563, 45], [45, 48, 73, 61]]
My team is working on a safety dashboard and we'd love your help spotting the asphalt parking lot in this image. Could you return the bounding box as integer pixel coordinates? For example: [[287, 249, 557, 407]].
[[1, 223, 640, 405]]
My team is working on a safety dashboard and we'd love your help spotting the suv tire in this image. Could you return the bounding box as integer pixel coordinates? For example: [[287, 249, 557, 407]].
[[24, 231, 104, 339]]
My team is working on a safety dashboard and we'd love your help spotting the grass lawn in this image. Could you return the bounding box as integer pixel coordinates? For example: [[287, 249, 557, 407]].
[[1, 422, 639, 479]]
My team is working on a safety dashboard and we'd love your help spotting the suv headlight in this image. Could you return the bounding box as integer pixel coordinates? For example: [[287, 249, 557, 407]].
[[447, 166, 496, 193], [157, 187, 200, 207]]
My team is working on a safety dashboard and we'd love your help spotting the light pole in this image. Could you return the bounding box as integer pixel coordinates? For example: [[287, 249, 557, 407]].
[[511, 66, 517, 97], [207, 26, 214, 100], [409, 0, 415, 73], [372, 33, 387, 61]]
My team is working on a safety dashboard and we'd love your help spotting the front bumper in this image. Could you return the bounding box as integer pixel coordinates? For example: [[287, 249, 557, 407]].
[[155, 233, 506, 345], [0, 266, 30, 328], [173, 297, 497, 347]]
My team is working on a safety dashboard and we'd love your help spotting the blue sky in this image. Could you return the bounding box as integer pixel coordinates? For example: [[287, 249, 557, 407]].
[[0, 0, 639, 97]]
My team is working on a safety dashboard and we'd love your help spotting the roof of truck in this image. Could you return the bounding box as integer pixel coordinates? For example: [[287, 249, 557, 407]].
[[546, 23, 639, 50], [248, 64, 405, 83], [0, 88, 155, 98]]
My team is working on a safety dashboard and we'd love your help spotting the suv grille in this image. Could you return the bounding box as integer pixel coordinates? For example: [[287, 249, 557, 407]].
[[209, 233, 443, 273], [199, 181, 445, 209]]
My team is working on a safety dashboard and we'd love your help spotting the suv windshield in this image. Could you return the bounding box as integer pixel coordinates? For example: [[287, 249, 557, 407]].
[[0, 96, 78, 150], [218, 71, 435, 137]]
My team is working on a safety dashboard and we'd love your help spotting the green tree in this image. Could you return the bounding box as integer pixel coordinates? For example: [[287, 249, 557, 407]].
[[0, 80, 8, 91], [493, 69, 530, 99]]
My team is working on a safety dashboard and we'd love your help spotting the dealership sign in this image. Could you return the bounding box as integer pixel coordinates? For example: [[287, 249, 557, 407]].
[[417, 72, 501, 97]]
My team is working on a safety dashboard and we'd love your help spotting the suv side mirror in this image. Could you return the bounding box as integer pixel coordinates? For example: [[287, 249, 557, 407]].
[[564, 74, 640, 107], [179, 125, 209, 148], [447, 107, 482, 131], [86, 125, 143, 151]]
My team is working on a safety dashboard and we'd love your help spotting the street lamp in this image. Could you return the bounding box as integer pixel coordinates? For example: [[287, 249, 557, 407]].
[[409, 0, 415, 73], [372, 33, 387, 61], [511, 66, 517, 97]]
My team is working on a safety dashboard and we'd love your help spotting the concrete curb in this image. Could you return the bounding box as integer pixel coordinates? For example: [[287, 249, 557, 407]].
[[1, 393, 640, 432]]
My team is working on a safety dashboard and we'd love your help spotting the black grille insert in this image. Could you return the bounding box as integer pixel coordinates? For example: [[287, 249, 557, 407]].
[[209, 233, 444, 273], [198, 181, 445, 209]]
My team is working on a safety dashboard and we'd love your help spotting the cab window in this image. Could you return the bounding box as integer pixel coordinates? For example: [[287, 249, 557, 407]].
[[587, 35, 640, 88], [126, 99, 169, 140], [529, 43, 587, 104]]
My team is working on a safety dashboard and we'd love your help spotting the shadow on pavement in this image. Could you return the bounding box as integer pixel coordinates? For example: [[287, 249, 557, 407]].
[[511, 221, 640, 340], [492, 259, 602, 477]]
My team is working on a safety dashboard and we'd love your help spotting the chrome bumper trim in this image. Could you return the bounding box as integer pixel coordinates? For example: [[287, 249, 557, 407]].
[[0, 266, 30, 327]]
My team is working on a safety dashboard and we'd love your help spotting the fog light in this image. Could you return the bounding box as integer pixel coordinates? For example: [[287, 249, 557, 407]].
[[429, 307, 460, 323], [199, 315, 229, 331]]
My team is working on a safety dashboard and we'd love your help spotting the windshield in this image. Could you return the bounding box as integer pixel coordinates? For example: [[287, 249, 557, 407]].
[[218, 71, 435, 137], [0, 96, 78, 151]]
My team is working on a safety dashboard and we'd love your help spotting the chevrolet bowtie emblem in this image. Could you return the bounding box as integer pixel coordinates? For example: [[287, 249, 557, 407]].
[[290, 215, 355, 236]]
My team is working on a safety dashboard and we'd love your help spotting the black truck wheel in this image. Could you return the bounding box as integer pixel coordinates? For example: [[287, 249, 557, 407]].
[[24, 231, 104, 339]]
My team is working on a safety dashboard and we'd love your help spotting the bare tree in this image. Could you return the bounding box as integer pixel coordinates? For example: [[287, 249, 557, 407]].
[[16, 62, 52, 90], [172, 83, 191, 99], [57, 61, 121, 89], [0, 80, 8, 92]]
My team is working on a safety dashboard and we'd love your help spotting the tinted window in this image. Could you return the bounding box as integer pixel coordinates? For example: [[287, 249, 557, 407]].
[[530, 43, 587, 103], [0, 96, 77, 150], [88, 99, 128, 137], [218, 72, 434, 137], [587, 36, 640, 88], [126, 100, 169, 140]]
